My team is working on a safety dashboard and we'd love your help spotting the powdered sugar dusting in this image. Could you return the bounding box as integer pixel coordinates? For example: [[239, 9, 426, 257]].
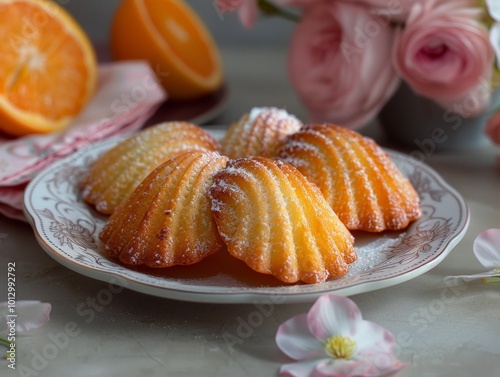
[[221, 107, 302, 158], [346, 231, 407, 276]]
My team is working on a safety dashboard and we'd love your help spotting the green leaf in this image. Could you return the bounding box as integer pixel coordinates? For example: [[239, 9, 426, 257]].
[[257, 0, 301, 22]]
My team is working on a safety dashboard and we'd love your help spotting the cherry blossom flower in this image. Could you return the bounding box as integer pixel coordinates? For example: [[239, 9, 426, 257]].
[[275, 294, 408, 377], [445, 228, 500, 283]]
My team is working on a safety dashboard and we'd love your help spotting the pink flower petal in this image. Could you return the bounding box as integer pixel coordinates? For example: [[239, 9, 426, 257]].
[[444, 271, 500, 282], [486, 0, 500, 20], [279, 348, 409, 377], [473, 228, 500, 269], [280, 358, 328, 377], [307, 294, 362, 340], [238, 0, 259, 28], [0, 300, 52, 334], [313, 352, 408, 377], [315, 358, 380, 377], [356, 351, 410, 376], [276, 314, 326, 361], [353, 320, 395, 354]]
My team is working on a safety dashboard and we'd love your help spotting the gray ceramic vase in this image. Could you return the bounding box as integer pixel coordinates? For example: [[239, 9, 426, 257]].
[[378, 83, 500, 155]]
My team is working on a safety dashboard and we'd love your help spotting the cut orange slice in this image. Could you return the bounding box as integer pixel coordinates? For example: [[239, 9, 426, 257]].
[[110, 0, 223, 100], [0, 0, 97, 137]]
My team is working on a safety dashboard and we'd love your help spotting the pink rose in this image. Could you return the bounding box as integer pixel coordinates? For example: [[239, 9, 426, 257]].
[[394, 1, 494, 117], [287, 0, 400, 129], [485, 112, 500, 144], [214, 0, 258, 28]]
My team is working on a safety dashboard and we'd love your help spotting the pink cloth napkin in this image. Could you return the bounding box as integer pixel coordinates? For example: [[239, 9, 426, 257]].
[[0, 61, 167, 221]]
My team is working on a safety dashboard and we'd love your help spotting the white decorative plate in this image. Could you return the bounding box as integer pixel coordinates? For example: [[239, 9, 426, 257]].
[[23, 132, 469, 304]]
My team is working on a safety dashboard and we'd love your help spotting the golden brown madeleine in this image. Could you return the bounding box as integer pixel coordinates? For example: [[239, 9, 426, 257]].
[[220, 107, 302, 159], [81, 122, 220, 214], [277, 124, 422, 232], [99, 151, 229, 267], [209, 157, 356, 284]]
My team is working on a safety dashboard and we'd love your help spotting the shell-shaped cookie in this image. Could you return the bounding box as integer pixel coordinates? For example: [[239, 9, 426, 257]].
[[277, 124, 422, 232], [209, 157, 356, 284], [99, 151, 229, 267], [81, 122, 220, 214], [220, 107, 302, 159]]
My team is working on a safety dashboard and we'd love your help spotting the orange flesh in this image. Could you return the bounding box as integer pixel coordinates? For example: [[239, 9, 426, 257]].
[[143, 0, 214, 78], [0, 0, 96, 135], [110, 0, 222, 100]]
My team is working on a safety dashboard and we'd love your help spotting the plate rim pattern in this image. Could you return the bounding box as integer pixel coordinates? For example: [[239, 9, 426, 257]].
[[23, 136, 470, 303]]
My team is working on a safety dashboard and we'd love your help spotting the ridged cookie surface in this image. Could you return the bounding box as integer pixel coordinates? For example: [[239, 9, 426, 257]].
[[277, 124, 421, 232], [220, 107, 302, 159], [81, 122, 220, 214], [209, 157, 356, 284], [99, 151, 229, 267]]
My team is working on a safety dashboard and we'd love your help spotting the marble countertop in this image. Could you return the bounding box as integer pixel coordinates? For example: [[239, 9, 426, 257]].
[[1, 48, 500, 377]]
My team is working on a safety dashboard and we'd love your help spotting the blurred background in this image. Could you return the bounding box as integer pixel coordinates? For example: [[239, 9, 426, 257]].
[[58, 0, 308, 124], [61, 0, 294, 47]]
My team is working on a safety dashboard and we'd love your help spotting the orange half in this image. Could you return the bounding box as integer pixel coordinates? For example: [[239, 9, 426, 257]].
[[0, 0, 97, 137], [110, 0, 223, 100]]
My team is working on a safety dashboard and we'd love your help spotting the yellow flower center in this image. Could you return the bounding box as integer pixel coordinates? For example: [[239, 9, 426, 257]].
[[325, 335, 357, 359]]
